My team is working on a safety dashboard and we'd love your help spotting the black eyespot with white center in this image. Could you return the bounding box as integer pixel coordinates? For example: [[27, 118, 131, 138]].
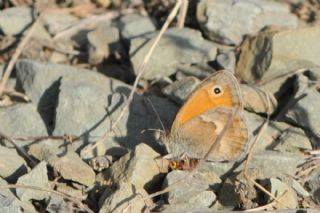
[[211, 85, 223, 97]]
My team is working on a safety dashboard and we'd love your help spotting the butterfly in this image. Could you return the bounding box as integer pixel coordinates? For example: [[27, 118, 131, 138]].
[[165, 70, 250, 162]]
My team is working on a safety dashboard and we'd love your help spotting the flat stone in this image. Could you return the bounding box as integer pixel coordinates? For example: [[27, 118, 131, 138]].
[[197, 0, 297, 45], [0, 146, 28, 183], [0, 177, 35, 212], [267, 178, 298, 209], [162, 76, 200, 104], [306, 167, 320, 204], [46, 195, 70, 213], [99, 182, 153, 213], [216, 50, 236, 71], [43, 12, 78, 36], [87, 23, 121, 65], [16, 161, 50, 202], [0, 7, 33, 35], [237, 26, 320, 86], [163, 168, 219, 206], [118, 14, 156, 40], [0, 103, 48, 145], [16, 60, 177, 155], [160, 201, 211, 212], [210, 151, 305, 180], [28, 138, 82, 165], [53, 152, 95, 186], [98, 143, 164, 190], [130, 27, 217, 80], [241, 84, 278, 114], [285, 80, 320, 137], [291, 179, 310, 197], [54, 72, 177, 155], [247, 117, 312, 153]]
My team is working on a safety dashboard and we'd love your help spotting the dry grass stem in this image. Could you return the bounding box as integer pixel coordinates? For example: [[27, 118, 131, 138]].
[[0, 12, 45, 97], [0, 130, 37, 166], [257, 68, 307, 86], [82, 0, 183, 154], [243, 92, 291, 209], [177, 0, 188, 28], [53, 10, 133, 40]]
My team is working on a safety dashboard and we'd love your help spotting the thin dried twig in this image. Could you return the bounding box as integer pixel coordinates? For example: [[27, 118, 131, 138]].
[[177, 0, 188, 28], [0, 130, 37, 167], [0, 12, 45, 97], [13, 135, 80, 142], [257, 68, 307, 86], [0, 184, 93, 213], [53, 10, 134, 40], [243, 92, 291, 209], [82, 0, 183, 155]]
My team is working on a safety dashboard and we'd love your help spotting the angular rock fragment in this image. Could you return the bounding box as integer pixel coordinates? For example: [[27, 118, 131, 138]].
[[197, 0, 297, 45], [99, 182, 153, 213], [98, 143, 166, 191], [0, 146, 28, 183], [16, 161, 50, 202], [163, 76, 200, 104], [130, 27, 217, 80], [53, 152, 95, 186], [237, 26, 320, 87]]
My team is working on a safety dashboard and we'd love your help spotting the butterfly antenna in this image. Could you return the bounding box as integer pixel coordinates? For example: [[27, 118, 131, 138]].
[[145, 98, 166, 132]]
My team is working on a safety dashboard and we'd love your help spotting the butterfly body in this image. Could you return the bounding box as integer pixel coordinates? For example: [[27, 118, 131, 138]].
[[166, 71, 250, 162]]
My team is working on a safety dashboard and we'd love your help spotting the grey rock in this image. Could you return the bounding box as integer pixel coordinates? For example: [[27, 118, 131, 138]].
[[244, 111, 312, 153], [262, 122, 312, 153], [53, 152, 95, 186], [241, 84, 278, 114], [16, 59, 177, 156], [0, 103, 48, 145], [0, 177, 35, 212], [267, 178, 298, 209], [28, 138, 77, 165], [163, 76, 200, 104], [210, 150, 305, 180], [175, 64, 216, 80], [0, 146, 28, 182], [291, 179, 310, 197], [15, 59, 80, 132], [237, 26, 320, 86], [160, 201, 211, 212], [0, 206, 22, 213], [118, 14, 156, 40], [306, 167, 320, 204], [163, 169, 218, 206], [16, 161, 50, 202], [99, 182, 153, 213], [216, 50, 236, 71], [54, 182, 84, 200], [0, 7, 33, 35], [54, 70, 177, 154], [197, 0, 297, 45], [285, 76, 320, 138], [49, 40, 75, 64], [43, 12, 78, 36], [46, 195, 70, 213], [87, 23, 121, 65], [130, 27, 217, 80], [99, 143, 164, 190], [16, 59, 81, 111]]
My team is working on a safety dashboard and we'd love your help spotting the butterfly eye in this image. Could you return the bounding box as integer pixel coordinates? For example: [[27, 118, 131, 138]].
[[211, 85, 223, 97]]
